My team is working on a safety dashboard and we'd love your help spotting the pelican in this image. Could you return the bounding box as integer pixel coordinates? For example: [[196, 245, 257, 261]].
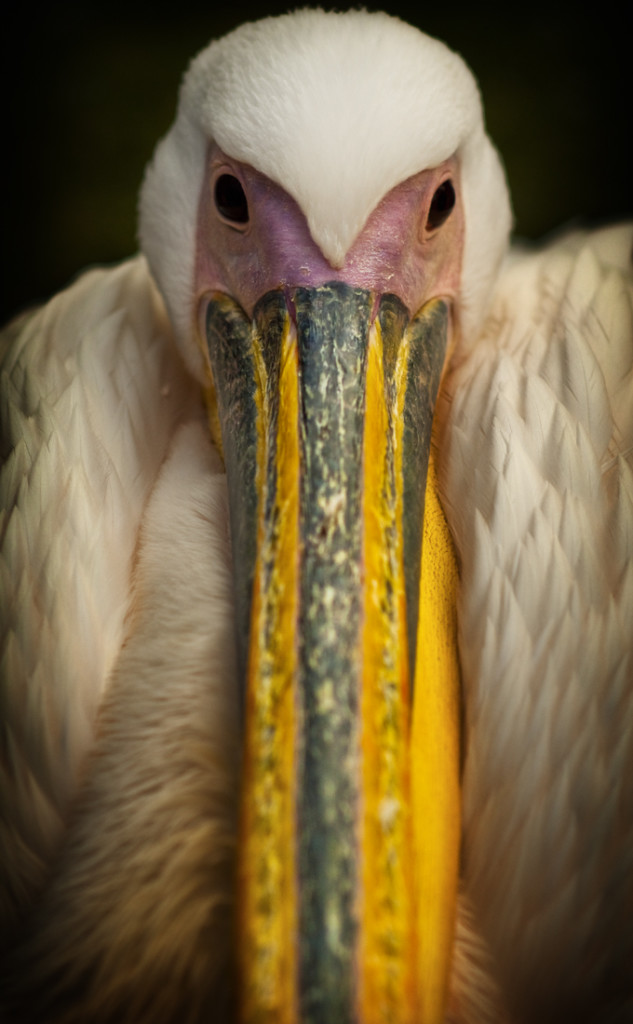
[[1, 10, 631, 1024]]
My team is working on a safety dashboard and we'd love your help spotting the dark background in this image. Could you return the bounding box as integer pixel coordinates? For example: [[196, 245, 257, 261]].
[[2, 2, 630, 326]]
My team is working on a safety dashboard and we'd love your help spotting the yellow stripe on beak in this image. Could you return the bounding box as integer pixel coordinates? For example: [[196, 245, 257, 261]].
[[413, 451, 461, 1023], [239, 313, 299, 1023], [359, 315, 415, 1021], [358, 310, 461, 1024]]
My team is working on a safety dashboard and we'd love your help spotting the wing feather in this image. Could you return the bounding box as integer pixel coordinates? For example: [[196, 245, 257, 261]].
[[0, 257, 200, 939], [439, 225, 633, 1020]]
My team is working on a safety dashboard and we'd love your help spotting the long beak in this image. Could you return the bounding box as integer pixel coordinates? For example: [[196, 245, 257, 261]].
[[203, 282, 461, 1024]]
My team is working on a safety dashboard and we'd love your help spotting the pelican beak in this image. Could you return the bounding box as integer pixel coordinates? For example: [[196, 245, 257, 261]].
[[202, 282, 461, 1024]]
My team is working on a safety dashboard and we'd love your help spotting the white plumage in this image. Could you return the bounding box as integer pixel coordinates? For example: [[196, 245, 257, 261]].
[[1, 260, 239, 1018], [439, 224, 633, 1022], [1, 10, 632, 1023], [139, 9, 510, 372]]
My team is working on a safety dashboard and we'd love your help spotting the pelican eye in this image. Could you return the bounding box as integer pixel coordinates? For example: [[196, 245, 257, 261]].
[[426, 180, 455, 231], [214, 174, 249, 225]]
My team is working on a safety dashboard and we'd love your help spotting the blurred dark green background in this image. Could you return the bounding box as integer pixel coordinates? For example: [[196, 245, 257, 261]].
[[2, 1, 630, 326]]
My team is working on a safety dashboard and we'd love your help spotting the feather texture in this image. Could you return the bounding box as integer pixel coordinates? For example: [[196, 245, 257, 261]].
[[438, 225, 633, 1022], [3, 229, 630, 1022], [0, 257, 199, 941], [1, 262, 238, 1022], [1, 9, 631, 1020], [3, 423, 238, 1023]]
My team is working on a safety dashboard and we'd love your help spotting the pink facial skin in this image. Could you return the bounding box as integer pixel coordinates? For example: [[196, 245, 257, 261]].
[[194, 143, 465, 325]]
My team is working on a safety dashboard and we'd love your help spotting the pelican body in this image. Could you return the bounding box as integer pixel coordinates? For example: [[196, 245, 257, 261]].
[[1, 10, 632, 1024]]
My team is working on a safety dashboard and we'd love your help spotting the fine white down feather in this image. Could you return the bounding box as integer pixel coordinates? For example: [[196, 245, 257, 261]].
[[139, 9, 511, 379], [2, 420, 238, 1022]]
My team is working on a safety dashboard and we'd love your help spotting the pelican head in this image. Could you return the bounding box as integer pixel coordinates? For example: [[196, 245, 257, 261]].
[[139, 10, 511, 1021]]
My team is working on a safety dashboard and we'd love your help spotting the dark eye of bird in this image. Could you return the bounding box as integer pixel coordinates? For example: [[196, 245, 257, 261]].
[[214, 174, 249, 225], [426, 180, 455, 231]]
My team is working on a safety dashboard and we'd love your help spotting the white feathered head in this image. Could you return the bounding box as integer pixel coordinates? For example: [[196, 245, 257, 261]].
[[139, 9, 511, 375]]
